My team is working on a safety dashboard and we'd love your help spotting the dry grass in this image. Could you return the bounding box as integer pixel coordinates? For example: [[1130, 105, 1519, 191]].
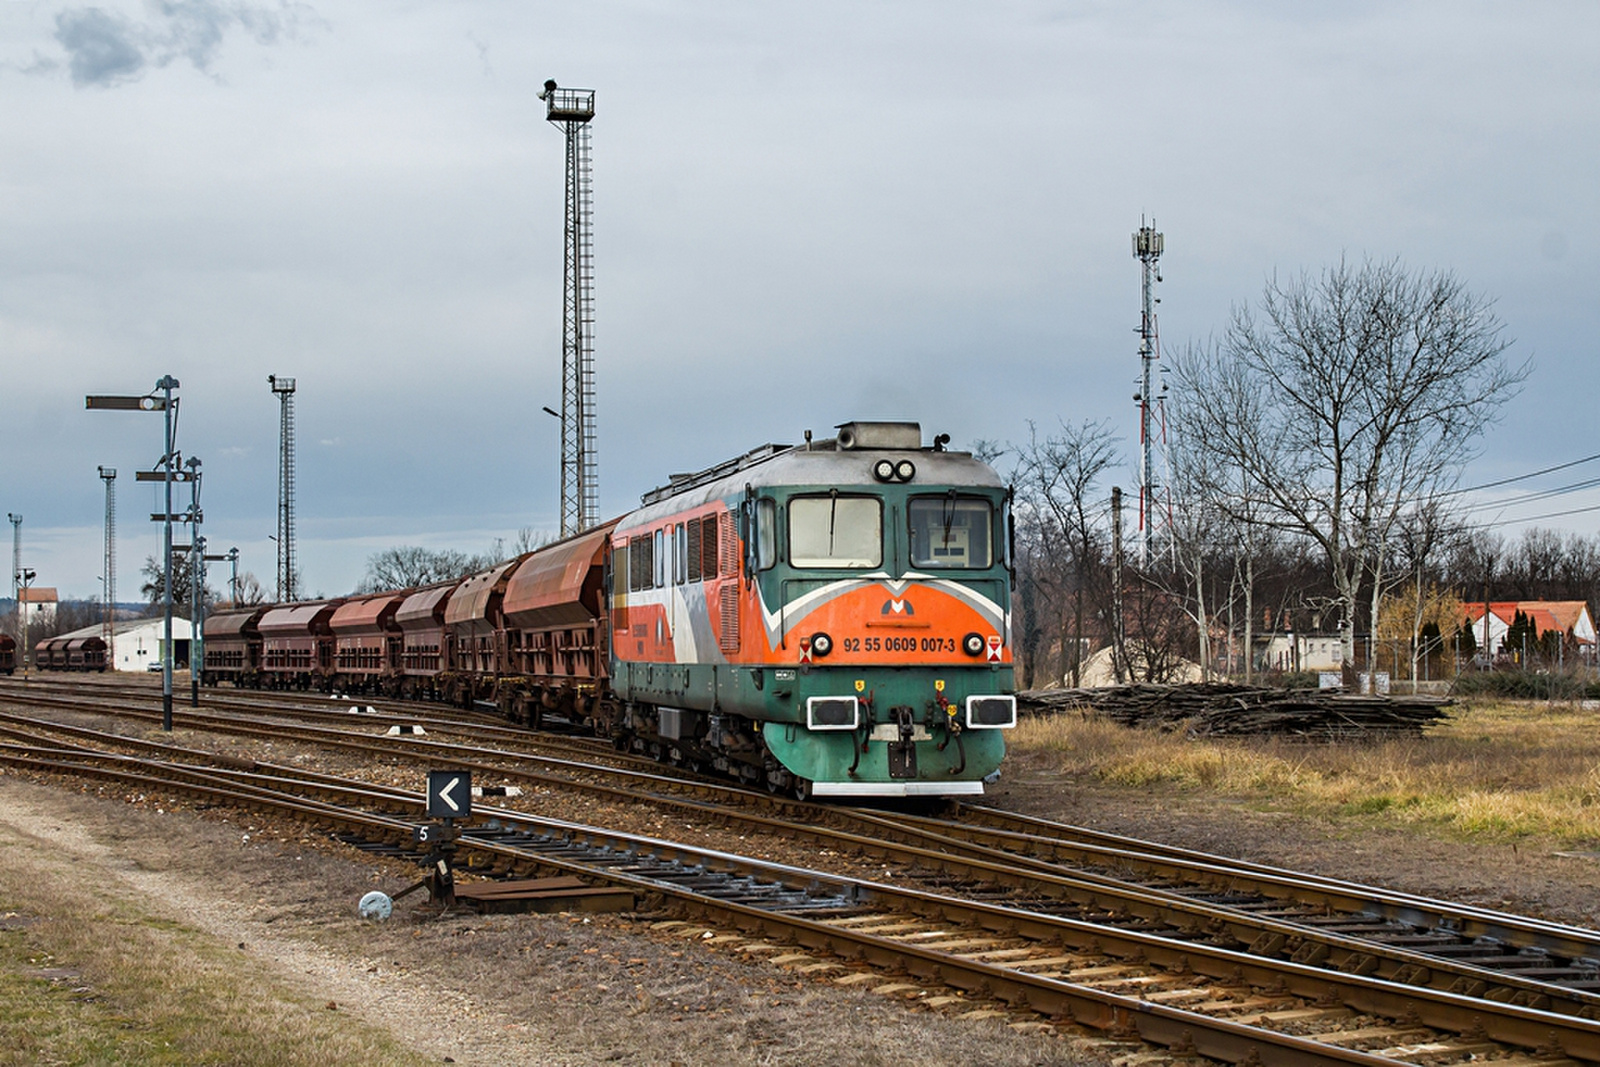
[[1011, 700, 1600, 845], [0, 826, 418, 1066]]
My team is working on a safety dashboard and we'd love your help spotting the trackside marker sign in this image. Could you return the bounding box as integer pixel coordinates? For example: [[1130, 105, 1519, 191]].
[[427, 770, 472, 818]]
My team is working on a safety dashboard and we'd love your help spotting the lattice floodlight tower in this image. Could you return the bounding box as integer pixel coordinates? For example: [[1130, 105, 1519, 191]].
[[1132, 220, 1169, 568], [539, 79, 598, 536], [269, 375, 297, 601]]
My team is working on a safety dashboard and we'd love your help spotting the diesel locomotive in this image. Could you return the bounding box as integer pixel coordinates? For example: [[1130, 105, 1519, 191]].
[[204, 421, 1017, 797]]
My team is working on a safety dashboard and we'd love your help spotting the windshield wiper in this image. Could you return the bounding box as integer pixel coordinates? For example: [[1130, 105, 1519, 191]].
[[828, 488, 839, 556]]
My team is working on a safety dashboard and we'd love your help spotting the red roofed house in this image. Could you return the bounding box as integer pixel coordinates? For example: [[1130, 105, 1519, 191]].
[[1461, 600, 1596, 664]]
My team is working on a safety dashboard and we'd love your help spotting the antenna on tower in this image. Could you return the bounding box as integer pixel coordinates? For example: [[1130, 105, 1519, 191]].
[[1132, 218, 1169, 568], [99, 467, 116, 664], [268, 375, 297, 601], [539, 78, 599, 536]]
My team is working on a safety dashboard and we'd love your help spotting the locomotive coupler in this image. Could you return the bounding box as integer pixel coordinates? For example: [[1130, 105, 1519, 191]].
[[893, 706, 916, 744]]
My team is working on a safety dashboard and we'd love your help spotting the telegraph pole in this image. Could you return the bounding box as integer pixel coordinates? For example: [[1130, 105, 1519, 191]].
[[1111, 486, 1126, 685], [185, 456, 202, 707], [7, 514, 19, 605], [99, 467, 116, 667]]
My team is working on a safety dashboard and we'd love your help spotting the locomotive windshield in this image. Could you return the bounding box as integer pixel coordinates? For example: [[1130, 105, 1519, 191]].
[[789, 494, 882, 568], [909, 496, 993, 569]]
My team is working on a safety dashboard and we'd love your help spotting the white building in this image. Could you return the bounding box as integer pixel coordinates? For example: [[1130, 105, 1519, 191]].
[[1257, 632, 1344, 673], [18, 586, 57, 625]]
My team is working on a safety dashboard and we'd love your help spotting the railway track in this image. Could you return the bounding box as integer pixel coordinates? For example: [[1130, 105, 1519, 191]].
[[0, 731, 1592, 1063], [9, 675, 1600, 1062], [11, 681, 1600, 993]]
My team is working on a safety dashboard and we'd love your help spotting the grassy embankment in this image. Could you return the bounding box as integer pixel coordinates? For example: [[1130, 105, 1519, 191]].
[[0, 820, 415, 1067], [1011, 699, 1600, 845]]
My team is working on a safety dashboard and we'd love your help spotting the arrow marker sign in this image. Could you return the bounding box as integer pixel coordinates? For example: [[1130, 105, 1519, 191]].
[[427, 770, 472, 819]]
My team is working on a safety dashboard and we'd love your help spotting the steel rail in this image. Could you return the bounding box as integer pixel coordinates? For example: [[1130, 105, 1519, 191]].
[[932, 805, 1600, 966], [3, 677, 654, 769]]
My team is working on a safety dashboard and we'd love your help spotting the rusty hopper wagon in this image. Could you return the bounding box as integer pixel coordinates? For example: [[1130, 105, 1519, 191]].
[[394, 581, 460, 700], [201, 606, 266, 687], [330, 592, 405, 694], [259, 601, 344, 689]]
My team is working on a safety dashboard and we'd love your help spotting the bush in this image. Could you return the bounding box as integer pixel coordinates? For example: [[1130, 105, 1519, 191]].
[[1264, 670, 1323, 690]]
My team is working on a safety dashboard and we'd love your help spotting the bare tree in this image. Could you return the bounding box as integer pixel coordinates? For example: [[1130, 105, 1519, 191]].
[[1009, 419, 1121, 687], [357, 546, 476, 593], [1172, 257, 1526, 665], [138, 555, 218, 619], [229, 571, 269, 607]]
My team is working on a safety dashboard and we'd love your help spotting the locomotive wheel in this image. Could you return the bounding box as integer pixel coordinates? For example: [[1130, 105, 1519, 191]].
[[793, 778, 813, 802]]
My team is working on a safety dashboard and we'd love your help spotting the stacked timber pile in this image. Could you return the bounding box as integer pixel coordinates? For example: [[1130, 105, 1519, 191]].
[[1018, 682, 1452, 739]]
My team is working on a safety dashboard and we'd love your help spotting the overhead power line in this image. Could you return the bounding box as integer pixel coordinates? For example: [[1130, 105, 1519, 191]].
[[1482, 501, 1600, 529], [1442, 451, 1600, 498]]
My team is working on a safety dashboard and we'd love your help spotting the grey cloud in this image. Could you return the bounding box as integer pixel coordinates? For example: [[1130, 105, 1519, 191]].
[[55, 8, 146, 87], [53, 1, 316, 88]]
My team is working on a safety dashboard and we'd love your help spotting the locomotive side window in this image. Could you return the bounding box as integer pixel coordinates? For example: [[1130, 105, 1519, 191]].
[[674, 523, 686, 585], [654, 528, 666, 588], [908, 496, 993, 569], [789, 495, 882, 568]]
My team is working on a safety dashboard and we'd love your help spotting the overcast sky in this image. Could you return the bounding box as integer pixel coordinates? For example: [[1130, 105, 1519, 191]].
[[2, 1, 1597, 600]]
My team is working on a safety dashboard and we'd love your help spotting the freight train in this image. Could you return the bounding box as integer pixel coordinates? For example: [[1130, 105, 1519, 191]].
[[203, 422, 1017, 798]]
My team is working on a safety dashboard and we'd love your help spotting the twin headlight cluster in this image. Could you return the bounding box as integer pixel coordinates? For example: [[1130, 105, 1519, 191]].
[[806, 631, 988, 658], [870, 458, 917, 483]]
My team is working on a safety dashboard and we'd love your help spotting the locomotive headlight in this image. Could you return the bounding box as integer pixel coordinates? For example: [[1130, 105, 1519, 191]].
[[811, 632, 834, 657], [962, 632, 985, 657], [894, 459, 916, 482], [872, 459, 895, 483]]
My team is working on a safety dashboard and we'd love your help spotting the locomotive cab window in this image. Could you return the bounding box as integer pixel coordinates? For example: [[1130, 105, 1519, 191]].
[[909, 496, 993, 569], [789, 494, 882, 569], [753, 497, 777, 570]]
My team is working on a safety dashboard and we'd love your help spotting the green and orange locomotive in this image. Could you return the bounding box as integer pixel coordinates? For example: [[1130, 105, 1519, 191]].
[[204, 421, 1018, 798]]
